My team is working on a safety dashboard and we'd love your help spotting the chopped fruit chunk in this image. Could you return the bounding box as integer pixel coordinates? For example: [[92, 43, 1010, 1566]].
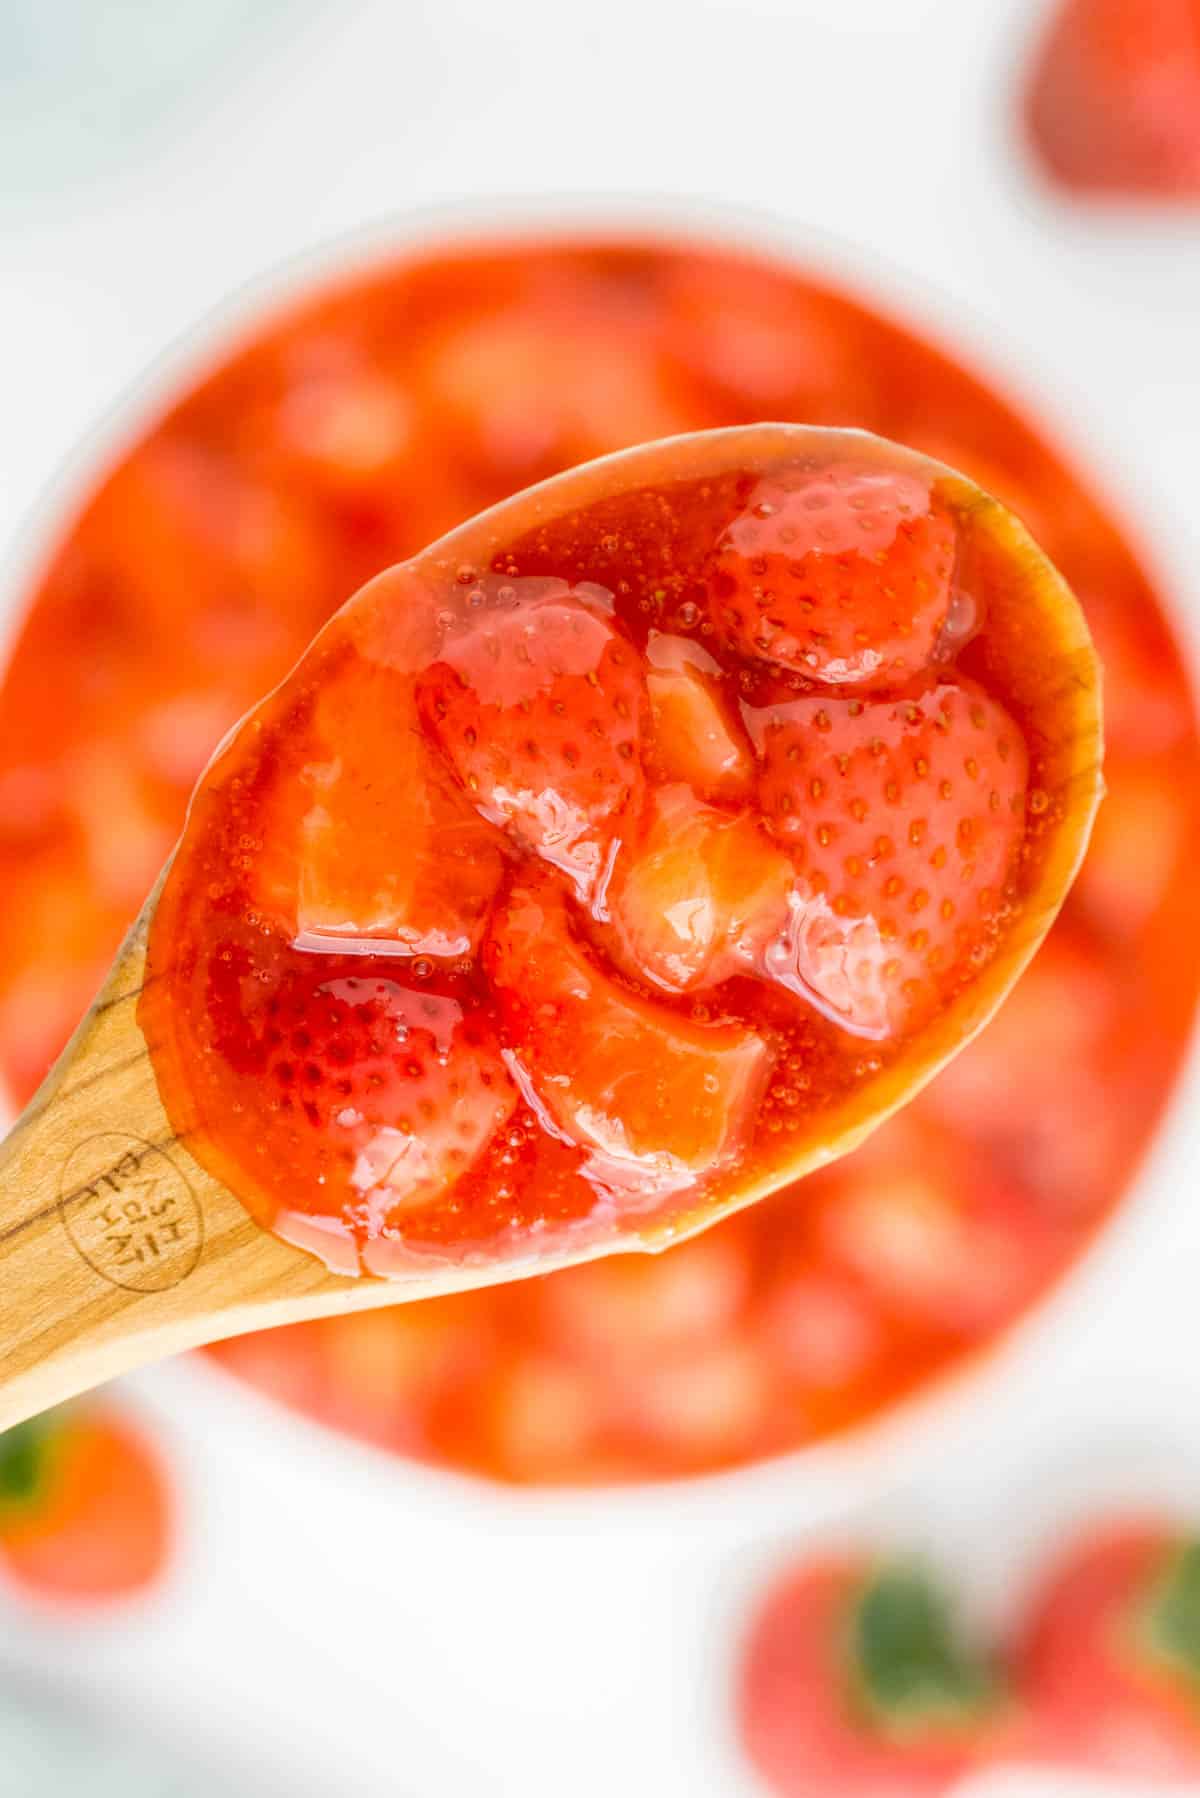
[[1022, 1523, 1200, 1780], [1024, 0, 1200, 198], [645, 632, 754, 802], [606, 784, 792, 993], [708, 461, 961, 688], [480, 1355, 601, 1482], [418, 587, 647, 903], [488, 878, 772, 1200], [0, 1406, 172, 1603], [254, 661, 507, 958], [540, 1230, 750, 1363], [923, 932, 1121, 1208], [757, 1267, 883, 1391], [273, 363, 415, 489], [421, 307, 692, 484], [625, 1341, 770, 1460], [738, 1555, 1007, 1797], [815, 1116, 1057, 1337], [1074, 760, 1185, 940], [206, 944, 516, 1272], [751, 681, 1028, 1036]]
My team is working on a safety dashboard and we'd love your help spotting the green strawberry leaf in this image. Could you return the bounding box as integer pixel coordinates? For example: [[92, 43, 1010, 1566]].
[[849, 1562, 997, 1740], [1145, 1540, 1200, 1689], [0, 1416, 62, 1516]]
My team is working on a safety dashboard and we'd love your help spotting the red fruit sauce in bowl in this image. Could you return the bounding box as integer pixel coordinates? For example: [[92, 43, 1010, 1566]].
[[0, 220, 1196, 1489]]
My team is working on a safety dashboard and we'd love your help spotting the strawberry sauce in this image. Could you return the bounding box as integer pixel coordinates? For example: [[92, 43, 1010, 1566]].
[[3, 235, 1196, 1479], [140, 425, 1095, 1278]]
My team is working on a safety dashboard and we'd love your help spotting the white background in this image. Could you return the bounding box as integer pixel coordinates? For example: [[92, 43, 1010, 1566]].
[[2, 1, 1200, 1792]]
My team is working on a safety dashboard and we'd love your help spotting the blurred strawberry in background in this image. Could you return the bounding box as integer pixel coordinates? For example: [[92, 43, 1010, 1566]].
[[737, 1552, 1013, 1795], [0, 1404, 172, 1604], [1021, 1521, 1200, 1780], [1025, 0, 1200, 197], [736, 1516, 1200, 1791]]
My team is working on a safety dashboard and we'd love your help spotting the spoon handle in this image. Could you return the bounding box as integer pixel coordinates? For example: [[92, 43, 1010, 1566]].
[[0, 904, 333, 1428]]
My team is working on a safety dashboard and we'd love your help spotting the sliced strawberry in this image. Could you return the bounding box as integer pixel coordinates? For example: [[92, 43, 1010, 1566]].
[[708, 461, 962, 689], [750, 680, 1028, 1037], [267, 659, 508, 960], [207, 941, 517, 1272], [418, 588, 647, 905], [487, 877, 773, 1201], [1025, 0, 1200, 198], [605, 783, 792, 993], [645, 632, 754, 802]]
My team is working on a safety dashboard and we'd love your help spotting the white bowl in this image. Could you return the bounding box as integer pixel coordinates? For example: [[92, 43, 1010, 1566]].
[[3, 195, 1199, 1539]]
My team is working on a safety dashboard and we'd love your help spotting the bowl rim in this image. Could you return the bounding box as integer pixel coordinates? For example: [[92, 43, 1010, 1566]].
[[4, 190, 1199, 1528]]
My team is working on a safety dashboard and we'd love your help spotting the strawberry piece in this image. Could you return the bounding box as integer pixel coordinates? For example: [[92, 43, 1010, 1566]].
[[622, 1340, 770, 1464], [420, 305, 693, 486], [479, 1354, 602, 1482], [750, 681, 1028, 1037], [708, 461, 962, 689], [922, 929, 1121, 1207], [814, 1112, 1060, 1339], [1074, 760, 1185, 941], [1025, 0, 1200, 198], [418, 588, 647, 904], [487, 877, 772, 1201], [253, 658, 508, 960], [645, 632, 754, 802], [208, 943, 516, 1272], [605, 783, 792, 993], [539, 1228, 751, 1364]]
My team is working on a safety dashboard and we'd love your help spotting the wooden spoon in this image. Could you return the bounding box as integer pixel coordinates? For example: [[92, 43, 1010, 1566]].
[[0, 425, 1102, 1429]]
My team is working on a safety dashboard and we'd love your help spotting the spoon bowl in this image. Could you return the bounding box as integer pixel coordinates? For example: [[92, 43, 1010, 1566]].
[[0, 424, 1102, 1429]]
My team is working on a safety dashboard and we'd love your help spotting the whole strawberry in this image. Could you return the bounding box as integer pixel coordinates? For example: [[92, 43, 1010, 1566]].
[[738, 1554, 1012, 1797], [1021, 1522, 1200, 1780], [1025, 0, 1200, 198]]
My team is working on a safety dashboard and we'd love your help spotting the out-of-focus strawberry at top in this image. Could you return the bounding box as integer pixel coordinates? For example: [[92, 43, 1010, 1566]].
[[1025, 0, 1200, 198]]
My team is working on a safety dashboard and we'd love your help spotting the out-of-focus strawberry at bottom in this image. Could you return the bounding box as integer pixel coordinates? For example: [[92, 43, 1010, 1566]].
[[0, 1405, 172, 1605], [2, 233, 1197, 1485], [737, 1518, 1200, 1794]]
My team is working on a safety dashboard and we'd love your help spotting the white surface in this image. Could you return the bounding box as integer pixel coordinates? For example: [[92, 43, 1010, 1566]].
[[2, 2, 1200, 1794]]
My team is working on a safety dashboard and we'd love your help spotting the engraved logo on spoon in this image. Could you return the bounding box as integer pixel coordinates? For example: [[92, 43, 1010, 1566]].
[[59, 1133, 203, 1292]]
